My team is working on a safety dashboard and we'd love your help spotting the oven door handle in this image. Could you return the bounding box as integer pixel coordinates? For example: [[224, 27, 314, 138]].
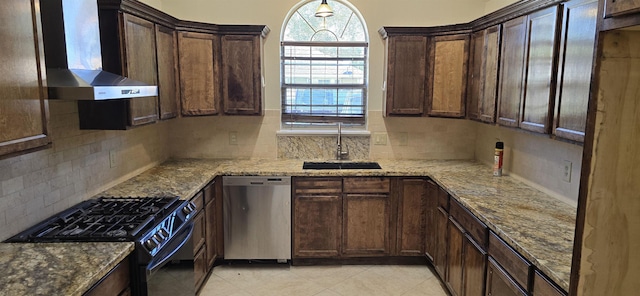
[[146, 222, 194, 275]]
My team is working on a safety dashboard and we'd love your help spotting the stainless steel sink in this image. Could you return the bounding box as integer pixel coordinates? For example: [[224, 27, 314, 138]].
[[302, 161, 382, 170]]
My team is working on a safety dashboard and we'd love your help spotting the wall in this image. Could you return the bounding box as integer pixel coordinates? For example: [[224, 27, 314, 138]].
[[0, 101, 171, 241], [162, 0, 486, 160], [484, 0, 519, 14], [474, 122, 583, 205]]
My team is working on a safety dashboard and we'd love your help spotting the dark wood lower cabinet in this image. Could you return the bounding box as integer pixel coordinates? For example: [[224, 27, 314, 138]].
[[396, 178, 426, 256], [84, 257, 131, 296], [343, 193, 391, 257], [464, 234, 487, 296], [434, 206, 449, 279], [486, 257, 528, 296], [447, 218, 465, 296], [293, 194, 342, 258], [533, 271, 566, 296]]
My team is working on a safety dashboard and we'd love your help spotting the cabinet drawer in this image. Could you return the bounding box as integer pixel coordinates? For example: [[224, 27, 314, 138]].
[[84, 258, 130, 296], [437, 186, 449, 210], [488, 231, 532, 291], [191, 191, 204, 212], [343, 177, 390, 193], [533, 271, 566, 296], [204, 180, 215, 204], [450, 198, 488, 247], [486, 257, 528, 296], [294, 178, 342, 194]]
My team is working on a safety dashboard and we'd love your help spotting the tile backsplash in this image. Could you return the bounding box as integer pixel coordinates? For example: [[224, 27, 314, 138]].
[[0, 101, 170, 240]]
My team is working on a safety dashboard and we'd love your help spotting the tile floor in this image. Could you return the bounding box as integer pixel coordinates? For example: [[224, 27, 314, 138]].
[[199, 264, 448, 296]]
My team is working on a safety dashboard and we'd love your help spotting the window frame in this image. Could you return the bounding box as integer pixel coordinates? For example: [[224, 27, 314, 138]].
[[280, 0, 369, 129]]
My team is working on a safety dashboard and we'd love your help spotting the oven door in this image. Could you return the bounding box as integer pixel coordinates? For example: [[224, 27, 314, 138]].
[[143, 222, 196, 296]]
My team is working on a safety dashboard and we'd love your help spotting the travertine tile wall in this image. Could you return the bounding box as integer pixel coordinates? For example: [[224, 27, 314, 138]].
[[474, 122, 583, 205], [169, 110, 479, 160], [0, 101, 171, 241]]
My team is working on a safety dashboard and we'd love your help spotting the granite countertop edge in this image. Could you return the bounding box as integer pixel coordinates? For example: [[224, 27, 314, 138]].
[[98, 157, 575, 291]]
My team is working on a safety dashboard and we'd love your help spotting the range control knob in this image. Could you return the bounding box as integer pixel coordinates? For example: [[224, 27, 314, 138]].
[[182, 202, 196, 215], [153, 234, 164, 244], [159, 229, 169, 239], [145, 239, 158, 251]]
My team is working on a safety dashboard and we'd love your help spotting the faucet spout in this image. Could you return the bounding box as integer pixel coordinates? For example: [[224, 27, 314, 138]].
[[336, 123, 349, 160]]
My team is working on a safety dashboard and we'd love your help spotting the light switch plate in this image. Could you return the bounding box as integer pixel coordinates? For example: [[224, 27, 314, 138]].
[[109, 150, 117, 168], [373, 133, 387, 145], [229, 132, 238, 145], [563, 160, 572, 182]]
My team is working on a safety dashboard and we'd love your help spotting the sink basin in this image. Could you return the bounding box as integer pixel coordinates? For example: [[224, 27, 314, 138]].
[[303, 161, 382, 170]]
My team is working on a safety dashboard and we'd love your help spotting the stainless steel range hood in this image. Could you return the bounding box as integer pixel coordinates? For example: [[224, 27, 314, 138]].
[[40, 0, 157, 100]]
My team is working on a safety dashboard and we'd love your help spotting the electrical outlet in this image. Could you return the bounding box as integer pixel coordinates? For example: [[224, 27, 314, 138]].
[[109, 150, 117, 168], [229, 132, 238, 145], [373, 133, 387, 145], [563, 160, 572, 182]]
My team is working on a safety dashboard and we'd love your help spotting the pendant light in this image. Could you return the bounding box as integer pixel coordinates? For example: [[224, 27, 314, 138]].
[[315, 0, 334, 17]]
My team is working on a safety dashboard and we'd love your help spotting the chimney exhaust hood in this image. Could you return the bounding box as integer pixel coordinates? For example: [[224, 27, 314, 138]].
[[40, 0, 157, 100]]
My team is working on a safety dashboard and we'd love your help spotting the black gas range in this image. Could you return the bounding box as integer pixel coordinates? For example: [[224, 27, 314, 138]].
[[7, 196, 198, 296]]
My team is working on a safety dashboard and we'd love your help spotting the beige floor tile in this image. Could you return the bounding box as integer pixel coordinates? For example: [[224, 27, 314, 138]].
[[290, 265, 368, 287], [200, 264, 447, 296]]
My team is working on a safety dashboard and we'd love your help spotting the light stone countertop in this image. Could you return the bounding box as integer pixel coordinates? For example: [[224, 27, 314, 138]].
[[0, 242, 134, 296], [100, 158, 576, 291]]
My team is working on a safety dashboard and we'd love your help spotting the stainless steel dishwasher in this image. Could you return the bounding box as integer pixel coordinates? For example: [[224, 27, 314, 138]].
[[222, 176, 291, 261]]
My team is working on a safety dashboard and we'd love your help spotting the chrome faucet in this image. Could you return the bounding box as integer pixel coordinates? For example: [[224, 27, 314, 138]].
[[336, 123, 349, 160]]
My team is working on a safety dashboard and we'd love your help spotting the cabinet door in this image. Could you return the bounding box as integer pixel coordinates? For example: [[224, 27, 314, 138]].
[[429, 34, 469, 118], [204, 181, 217, 269], [464, 234, 487, 296], [434, 206, 449, 279], [424, 181, 439, 261], [121, 13, 159, 126], [396, 178, 426, 256], [533, 271, 566, 296], [497, 16, 528, 127], [447, 218, 465, 296], [486, 258, 528, 296], [467, 31, 484, 120], [178, 31, 220, 116], [194, 245, 207, 290], [155, 25, 179, 120], [553, 0, 598, 142], [343, 194, 391, 257], [221, 35, 263, 115], [605, 0, 640, 17], [293, 194, 342, 258], [520, 6, 560, 134], [385, 35, 429, 116], [480, 25, 501, 123], [0, 0, 50, 157]]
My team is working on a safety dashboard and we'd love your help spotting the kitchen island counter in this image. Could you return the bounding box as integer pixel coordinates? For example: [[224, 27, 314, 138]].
[[99, 158, 576, 291], [0, 242, 134, 296]]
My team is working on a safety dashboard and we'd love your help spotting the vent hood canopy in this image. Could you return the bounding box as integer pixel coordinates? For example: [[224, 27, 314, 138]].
[[40, 0, 157, 100]]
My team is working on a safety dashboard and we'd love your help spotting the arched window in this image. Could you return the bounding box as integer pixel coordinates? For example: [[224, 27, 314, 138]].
[[281, 0, 368, 128]]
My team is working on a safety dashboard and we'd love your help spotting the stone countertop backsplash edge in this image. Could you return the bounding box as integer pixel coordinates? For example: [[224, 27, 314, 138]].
[[98, 157, 576, 291]]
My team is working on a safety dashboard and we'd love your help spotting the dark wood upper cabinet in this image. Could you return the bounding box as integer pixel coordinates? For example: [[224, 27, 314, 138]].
[[155, 25, 179, 120], [178, 31, 220, 116], [553, 0, 598, 143], [605, 0, 640, 17], [221, 35, 263, 115], [85, 11, 159, 129], [467, 30, 484, 121], [497, 16, 528, 128], [384, 35, 429, 116], [0, 0, 50, 158], [428, 34, 469, 118], [467, 25, 501, 123], [520, 6, 561, 134]]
